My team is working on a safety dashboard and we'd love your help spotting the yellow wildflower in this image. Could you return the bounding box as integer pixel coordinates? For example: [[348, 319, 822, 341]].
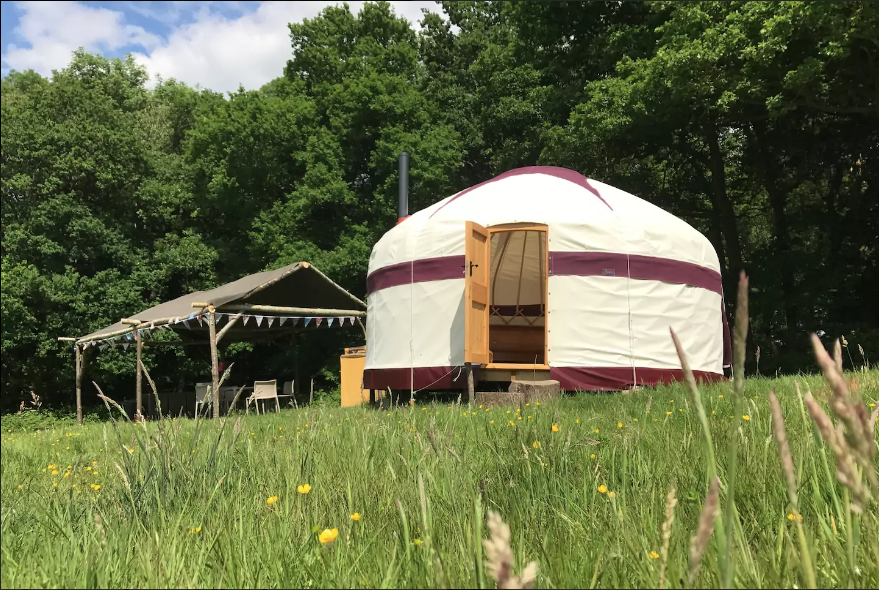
[[590, 454, 596, 459], [594, 428, 599, 434], [532, 441, 541, 448], [51, 470, 58, 476], [742, 415, 751, 421], [649, 551, 660, 559], [318, 528, 339, 544], [666, 411, 672, 416], [787, 512, 803, 522], [617, 422, 623, 428], [297, 484, 312, 494], [551, 424, 560, 432], [350, 513, 362, 521], [53, 482, 58, 487], [267, 495, 279, 505], [608, 491, 615, 498], [412, 538, 424, 547], [598, 485, 608, 494]]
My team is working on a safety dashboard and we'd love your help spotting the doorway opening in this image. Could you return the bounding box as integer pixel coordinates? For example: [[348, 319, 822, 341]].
[[486, 225, 547, 367]]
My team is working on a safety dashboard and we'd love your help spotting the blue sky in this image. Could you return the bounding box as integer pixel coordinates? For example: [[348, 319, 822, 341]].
[[1, 1, 438, 92]]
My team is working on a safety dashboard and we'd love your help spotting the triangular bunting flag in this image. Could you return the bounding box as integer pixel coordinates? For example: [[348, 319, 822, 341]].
[[304, 317, 312, 327], [242, 315, 250, 326], [279, 317, 287, 326], [290, 317, 300, 327], [349, 316, 356, 325], [189, 313, 195, 320], [267, 317, 275, 328], [316, 317, 323, 327], [255, 315, 264, 327], [196, 314, 203, 327], [328, 317, 335, 327], [123, 343, 130, 351], [182, 319, 191, 330]]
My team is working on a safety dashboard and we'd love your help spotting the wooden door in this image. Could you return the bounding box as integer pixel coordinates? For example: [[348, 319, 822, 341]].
[[465, 221, 491, 364]]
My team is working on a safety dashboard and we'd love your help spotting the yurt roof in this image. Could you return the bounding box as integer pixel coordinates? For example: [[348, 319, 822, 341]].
[[369, 166, 719, 274]]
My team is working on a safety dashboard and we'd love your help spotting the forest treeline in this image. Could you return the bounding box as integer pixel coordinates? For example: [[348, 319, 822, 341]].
[[2, 1, 876, 408]]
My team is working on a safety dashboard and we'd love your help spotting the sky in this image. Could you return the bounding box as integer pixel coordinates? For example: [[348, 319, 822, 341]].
[[0, 1, 440, 92]]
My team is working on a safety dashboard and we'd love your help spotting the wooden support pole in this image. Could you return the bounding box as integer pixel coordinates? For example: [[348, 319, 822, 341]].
[[135, 330, 143, 419], [191, 302, 366, 317], [466, 363, 475, 406], [216, 313, 241, 343], [58, 337, 77, 342], [75, 345, 83, 426], [209, 308, 220, 419]]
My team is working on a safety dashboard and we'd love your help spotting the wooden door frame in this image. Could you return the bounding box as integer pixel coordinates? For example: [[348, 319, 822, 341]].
[[482, 223, 549, 370]]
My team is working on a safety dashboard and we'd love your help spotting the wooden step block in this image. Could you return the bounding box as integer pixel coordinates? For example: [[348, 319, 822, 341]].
[[508, 379, 560, 402]]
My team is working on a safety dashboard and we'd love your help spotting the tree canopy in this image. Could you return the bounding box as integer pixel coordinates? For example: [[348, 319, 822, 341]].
[[2, 1, 876, 409]]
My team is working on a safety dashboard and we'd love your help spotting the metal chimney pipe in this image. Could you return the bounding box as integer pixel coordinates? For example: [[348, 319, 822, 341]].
[[397, 152, 409, 223]]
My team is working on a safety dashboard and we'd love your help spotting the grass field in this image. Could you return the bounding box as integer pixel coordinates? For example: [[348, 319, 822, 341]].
[[2, 371, 877, 588]]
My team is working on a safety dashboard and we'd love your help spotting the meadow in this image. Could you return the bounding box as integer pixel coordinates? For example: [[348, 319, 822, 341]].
[[1, 368, 877, 588]]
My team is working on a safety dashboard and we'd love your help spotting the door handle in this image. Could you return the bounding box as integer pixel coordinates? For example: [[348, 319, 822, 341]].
[[463, 261, 479, 276]]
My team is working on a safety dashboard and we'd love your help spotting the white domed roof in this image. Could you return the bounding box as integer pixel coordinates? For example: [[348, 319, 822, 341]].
[[369, 167, 719, 275]]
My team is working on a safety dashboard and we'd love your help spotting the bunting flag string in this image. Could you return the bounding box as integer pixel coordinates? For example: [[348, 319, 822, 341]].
[[80, 311, 361, 353]]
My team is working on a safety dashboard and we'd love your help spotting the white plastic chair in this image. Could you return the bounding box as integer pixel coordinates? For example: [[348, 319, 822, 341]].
[[246, 380, 279, 415], [194, 383, 212, 417], [220, 386, 239, 414]]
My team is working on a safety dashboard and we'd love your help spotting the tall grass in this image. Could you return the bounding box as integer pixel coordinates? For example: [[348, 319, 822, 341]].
[[2, 367, 877, 588]]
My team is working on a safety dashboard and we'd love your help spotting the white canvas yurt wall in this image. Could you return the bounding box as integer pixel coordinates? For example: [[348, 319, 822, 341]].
[[364, 166, 731, 392]]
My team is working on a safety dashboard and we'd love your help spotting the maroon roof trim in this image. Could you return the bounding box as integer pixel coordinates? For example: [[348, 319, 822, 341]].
[[429, 166, 612, 218], [549, 252, 722, 295]]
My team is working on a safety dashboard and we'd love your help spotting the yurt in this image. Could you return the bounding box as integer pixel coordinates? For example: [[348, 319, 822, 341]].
[[364, 163, 731, 393]]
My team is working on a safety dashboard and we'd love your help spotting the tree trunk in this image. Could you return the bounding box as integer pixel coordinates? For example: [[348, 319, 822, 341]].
[[749, 123, 799, 346], [705, 125, 745, 302]]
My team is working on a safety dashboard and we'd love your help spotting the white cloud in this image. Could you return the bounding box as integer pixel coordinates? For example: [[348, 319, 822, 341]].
[[2, 1, 161, 75], [133, 1, 439, 92], [2, 1, 441, 92]]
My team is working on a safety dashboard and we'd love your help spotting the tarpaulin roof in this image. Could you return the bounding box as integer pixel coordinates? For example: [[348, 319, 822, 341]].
[[78, 262, 365, 344]]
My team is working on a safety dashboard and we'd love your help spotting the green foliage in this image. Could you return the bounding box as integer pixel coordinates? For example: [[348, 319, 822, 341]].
[[1, 374, 877, 587], [2, 2, 877, 410]]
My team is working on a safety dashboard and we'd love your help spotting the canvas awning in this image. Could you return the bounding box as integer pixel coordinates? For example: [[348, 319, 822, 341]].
[[77, 262, 365, 344]]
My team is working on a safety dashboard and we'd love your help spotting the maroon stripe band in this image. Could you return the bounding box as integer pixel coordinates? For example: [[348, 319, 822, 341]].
[[366, 255, 465, 294], [551, 366, 724, 391], [430, 166, 612, 218], [363, 366, 471, 390], [363, 365, 723, 391], [367, 252, 721, 295], [549, 252, 722, 295]]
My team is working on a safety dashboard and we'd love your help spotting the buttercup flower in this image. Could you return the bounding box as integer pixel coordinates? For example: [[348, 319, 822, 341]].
[[598, 485, 608, 494], [267, 495, 279, 505], [319, 528, 339, 544], [297, 484, 312, 494], [350, 513, 362, 521]]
